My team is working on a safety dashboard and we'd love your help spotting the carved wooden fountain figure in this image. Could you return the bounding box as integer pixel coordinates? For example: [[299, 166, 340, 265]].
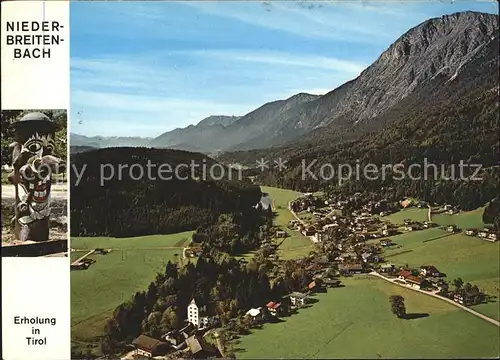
[[8, 112, 66, 241]]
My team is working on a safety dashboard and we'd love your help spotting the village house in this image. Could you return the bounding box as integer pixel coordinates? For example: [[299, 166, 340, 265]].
[[132, 335, 169, 358], [423, 221, 435, 229], [288, 292, 309, 307], [185, 334, 221, 359], [308, 280, 323, 293], [245, 307, 264, 322], [382, 228, 397, 236], [405, 275, 424, 289], [379, 263, 395, 274], [446, 225, 458, 233], [453, 293, 472, 306], [380, 239, 393, 247], [397, 270, 413, 281], [276, 230, 288, 238], [323, 278, 342, 287], [478, 229, 490, 238], [487, 233, 498, 242], [164, 327, 190, 350], [465, 228, 477, 236], [266, 301, 287, 317], [187, 299, 210, 329], [427, 277, 446, 289], [302, 226, 316, 236], [313, 230, 328, 243], [420, 265, 442, 278], [339, 263, 364, 274]]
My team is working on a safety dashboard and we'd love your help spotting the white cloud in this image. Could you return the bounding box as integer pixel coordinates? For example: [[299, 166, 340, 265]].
[[180, 49, 367, 74]]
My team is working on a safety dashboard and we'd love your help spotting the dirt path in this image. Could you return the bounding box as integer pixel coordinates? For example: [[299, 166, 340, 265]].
[[428, 205, 432, 222], [369, 271, 500, 327]]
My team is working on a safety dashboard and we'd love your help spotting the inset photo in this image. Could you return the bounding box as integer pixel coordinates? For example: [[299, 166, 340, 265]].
[[1, 110, 68, 257]]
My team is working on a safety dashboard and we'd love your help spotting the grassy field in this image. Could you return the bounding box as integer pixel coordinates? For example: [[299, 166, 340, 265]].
[[384, 208, 430, 224], [236, 276, 499, 358], [261, 186, 314, 259], [382, 207, 499, 320], [71, 232, 192, 350], [384, 206, 487, 229]]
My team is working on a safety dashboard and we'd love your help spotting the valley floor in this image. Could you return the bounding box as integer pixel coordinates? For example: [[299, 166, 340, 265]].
[[235, 276, 499, 359]]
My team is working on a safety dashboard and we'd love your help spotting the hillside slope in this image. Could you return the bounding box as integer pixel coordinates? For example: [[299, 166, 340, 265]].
[[70, 147, 261, 237]]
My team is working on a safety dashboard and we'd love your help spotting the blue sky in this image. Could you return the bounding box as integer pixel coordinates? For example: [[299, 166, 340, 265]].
[[70, 1, 498, 137]]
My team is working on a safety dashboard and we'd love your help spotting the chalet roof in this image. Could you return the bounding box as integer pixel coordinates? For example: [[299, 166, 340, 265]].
[[288, 292, 308, 299], [406, 275, 423, 284], [132, 335, 166, 352], [245, 308, 262, 317], [185, 335, 218, 355], [340, 263, 363, 270], [421, 265, 440, 272], [380, 263, 394, 268], [397, 270, 412, 278], [266, 301, 281, 309], [323, 278, 341, 284], [308, 281, 318, 289]]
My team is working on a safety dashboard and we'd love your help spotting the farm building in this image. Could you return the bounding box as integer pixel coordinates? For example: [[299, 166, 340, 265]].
[[420, 265, 442, 277], [276, 230, 288, 238], [245, 307, 264, 322], [185, 334, 221, 359], [132, 335, 169, 358], [266, 301, 287, 317], [339, 263, 364, 274], [465, 229, 477, 236], [287, 292, 309, 307], [379, 263, 395, 274]]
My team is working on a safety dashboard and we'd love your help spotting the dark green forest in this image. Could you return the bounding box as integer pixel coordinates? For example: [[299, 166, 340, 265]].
[[219, 38, 500, 214], [70, 147, 262, 237]]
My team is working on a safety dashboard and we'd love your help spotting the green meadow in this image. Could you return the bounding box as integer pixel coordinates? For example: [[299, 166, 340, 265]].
[[71, 232, 192, 348], [261, 186, 315, 259], [236, 276, 499, 358], [381, 207, 499, 321]]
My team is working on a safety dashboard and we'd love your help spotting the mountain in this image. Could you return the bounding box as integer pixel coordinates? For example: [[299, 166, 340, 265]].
[[70, 147, 261, 237], [219, 13, 499, 211], [197, 115, 241, 127], [151, 12, 498, 154], [219, 11, 499, 163], [150, 93, 320, 152], [149, 115, 239, 153], [70, 133, 152, 148]]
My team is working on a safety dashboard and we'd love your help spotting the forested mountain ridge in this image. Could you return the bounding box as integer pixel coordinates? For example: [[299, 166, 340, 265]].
[[218, 23, 499, 211], [70, 147, 262, 237], [150, 93, 320, 152], [72, 12, 498, 156]]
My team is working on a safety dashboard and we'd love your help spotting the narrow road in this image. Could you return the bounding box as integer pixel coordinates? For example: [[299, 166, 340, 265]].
[[427, 205, 432, 223], [289, 201, 306, 226], [71, 249, 95, 265], [288, 201, 317, 243], [369, 271, 500, 327]]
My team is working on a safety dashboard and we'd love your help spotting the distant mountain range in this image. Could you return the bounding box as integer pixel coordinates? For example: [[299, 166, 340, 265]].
[[71, 11, 499, 157], [70, 133, 153, 148]]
